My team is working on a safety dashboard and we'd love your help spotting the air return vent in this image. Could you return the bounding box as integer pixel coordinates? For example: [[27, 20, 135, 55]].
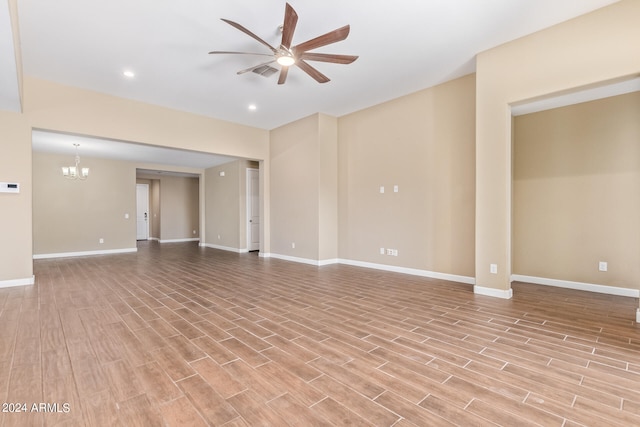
[[252, 65, 279, 77]]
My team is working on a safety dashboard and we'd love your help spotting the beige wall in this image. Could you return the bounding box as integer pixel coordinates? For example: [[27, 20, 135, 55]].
[[476, 0, 640, 294], [0, 112, 32, 283], [3, 0, 638, 294], [135, 174, 199, 242], [318, 115, 339, 261], [270, 113, 339, 262], [33, 152, 136, 255], [157, 175, 200, 241], [32, 154, 202, 254], [24, 78, 269, 159], [513, 92, 640, 289], [204, 160, 259, 251], [0, 76, 268, 284], [205, 162, 241, 249], [150, 179, 161, 239], [338, 74, 476, 277]]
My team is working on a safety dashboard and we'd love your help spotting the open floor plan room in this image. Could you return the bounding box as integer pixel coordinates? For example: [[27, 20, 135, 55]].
[[1, 242, 639, 426]]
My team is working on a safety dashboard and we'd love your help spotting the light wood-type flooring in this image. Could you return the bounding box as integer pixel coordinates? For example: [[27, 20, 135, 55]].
[[1, 241, 640, 426]]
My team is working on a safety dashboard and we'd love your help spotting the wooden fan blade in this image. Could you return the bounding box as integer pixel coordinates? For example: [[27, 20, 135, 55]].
[[299, 53, 358, 64], [277, 66, 290, 85], [221, 18, 277, 53], [296, 59, 330, 83], [208, 51, 274, 57], [293, 25, 350, 54], [281, 3, 298, 49], [237, 60, 276, 75]]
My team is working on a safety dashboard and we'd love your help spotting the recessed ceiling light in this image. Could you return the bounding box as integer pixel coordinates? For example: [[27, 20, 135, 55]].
[[122, 70, 135, 78], [248, 104, 257, 111]]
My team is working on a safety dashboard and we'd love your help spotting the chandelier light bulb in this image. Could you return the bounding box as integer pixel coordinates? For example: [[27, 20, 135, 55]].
[[62, 144, 89, 180]]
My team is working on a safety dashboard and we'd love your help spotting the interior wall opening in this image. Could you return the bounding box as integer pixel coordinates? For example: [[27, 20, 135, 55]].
[[510, 79, 640, 298]]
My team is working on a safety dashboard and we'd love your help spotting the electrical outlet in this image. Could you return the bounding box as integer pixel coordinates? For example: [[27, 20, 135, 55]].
[[598, 261, 607, 272], [379, 186, 385, 194], [391, 249, 398, 256], [380, 248, 385, 255], [99, 238, 104, 244], [291, 242, 296, 249], [192, 230, 196, 235], [490, 264, 497, 274]]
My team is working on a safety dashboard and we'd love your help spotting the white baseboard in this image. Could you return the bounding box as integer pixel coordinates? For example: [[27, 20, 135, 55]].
[[0, 275, 35, 289], [264, 253, 475, 284], [268, 253, 334, 266], [474, 285, 513, 299], [338, 258, 476, 285], [158, 238, 200, 244], [199, 243, 247, 253], [511, 274, 640, 298], [33, 247, 137, 260]]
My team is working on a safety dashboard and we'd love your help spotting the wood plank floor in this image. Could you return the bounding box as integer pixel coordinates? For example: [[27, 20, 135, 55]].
[[2, 241, 640, 426]]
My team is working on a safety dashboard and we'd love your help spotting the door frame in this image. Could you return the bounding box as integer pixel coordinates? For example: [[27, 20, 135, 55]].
[[136, 183, 150, 241], [246, 168, 260, 251]]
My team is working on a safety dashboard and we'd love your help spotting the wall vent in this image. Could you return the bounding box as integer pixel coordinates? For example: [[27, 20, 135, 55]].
[[252, 65, 278, 77]]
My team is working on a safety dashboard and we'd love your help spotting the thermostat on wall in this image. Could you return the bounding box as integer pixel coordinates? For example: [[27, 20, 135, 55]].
[[0, 182, 20, 193]]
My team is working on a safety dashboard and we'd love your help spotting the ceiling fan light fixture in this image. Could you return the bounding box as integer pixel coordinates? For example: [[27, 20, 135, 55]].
[[210, 3, 357, 84], [276, 55, 295, 67]]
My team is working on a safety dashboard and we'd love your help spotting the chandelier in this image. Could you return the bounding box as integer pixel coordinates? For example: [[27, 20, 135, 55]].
[[62, 143, 89, 180]]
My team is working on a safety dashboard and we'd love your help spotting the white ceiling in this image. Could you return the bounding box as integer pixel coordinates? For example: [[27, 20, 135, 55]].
[[5, 0, 625, 168], [0, 0, 20, 112]]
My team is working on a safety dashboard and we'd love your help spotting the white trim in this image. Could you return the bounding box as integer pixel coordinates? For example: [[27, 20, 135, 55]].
[[474, 285, 513, 299], [200, 243, 247, 253], [0, 275, 35, 289], [269, 253, 330, 266], [265, 254, 475, 284], [33, 247, 137, 260], [511, 274, 640, 298], [338, 258, 476, 284], [158, 238, 199, 243], [258, 252, 270, 258], [636, 309, 640, 324], [510, 77, 640, 116]]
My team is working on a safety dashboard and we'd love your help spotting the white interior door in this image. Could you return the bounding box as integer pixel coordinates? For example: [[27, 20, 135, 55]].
[[136, 184, 149, 240], [247, 168, 260, 251]]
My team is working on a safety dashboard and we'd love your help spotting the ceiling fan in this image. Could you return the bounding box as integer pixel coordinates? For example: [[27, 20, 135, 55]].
[[209, 3, 358, 84]]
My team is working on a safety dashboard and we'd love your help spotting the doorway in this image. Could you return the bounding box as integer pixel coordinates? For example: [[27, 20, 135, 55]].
[[247, 168, 260, 251], [136, 183, 149, 240]]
